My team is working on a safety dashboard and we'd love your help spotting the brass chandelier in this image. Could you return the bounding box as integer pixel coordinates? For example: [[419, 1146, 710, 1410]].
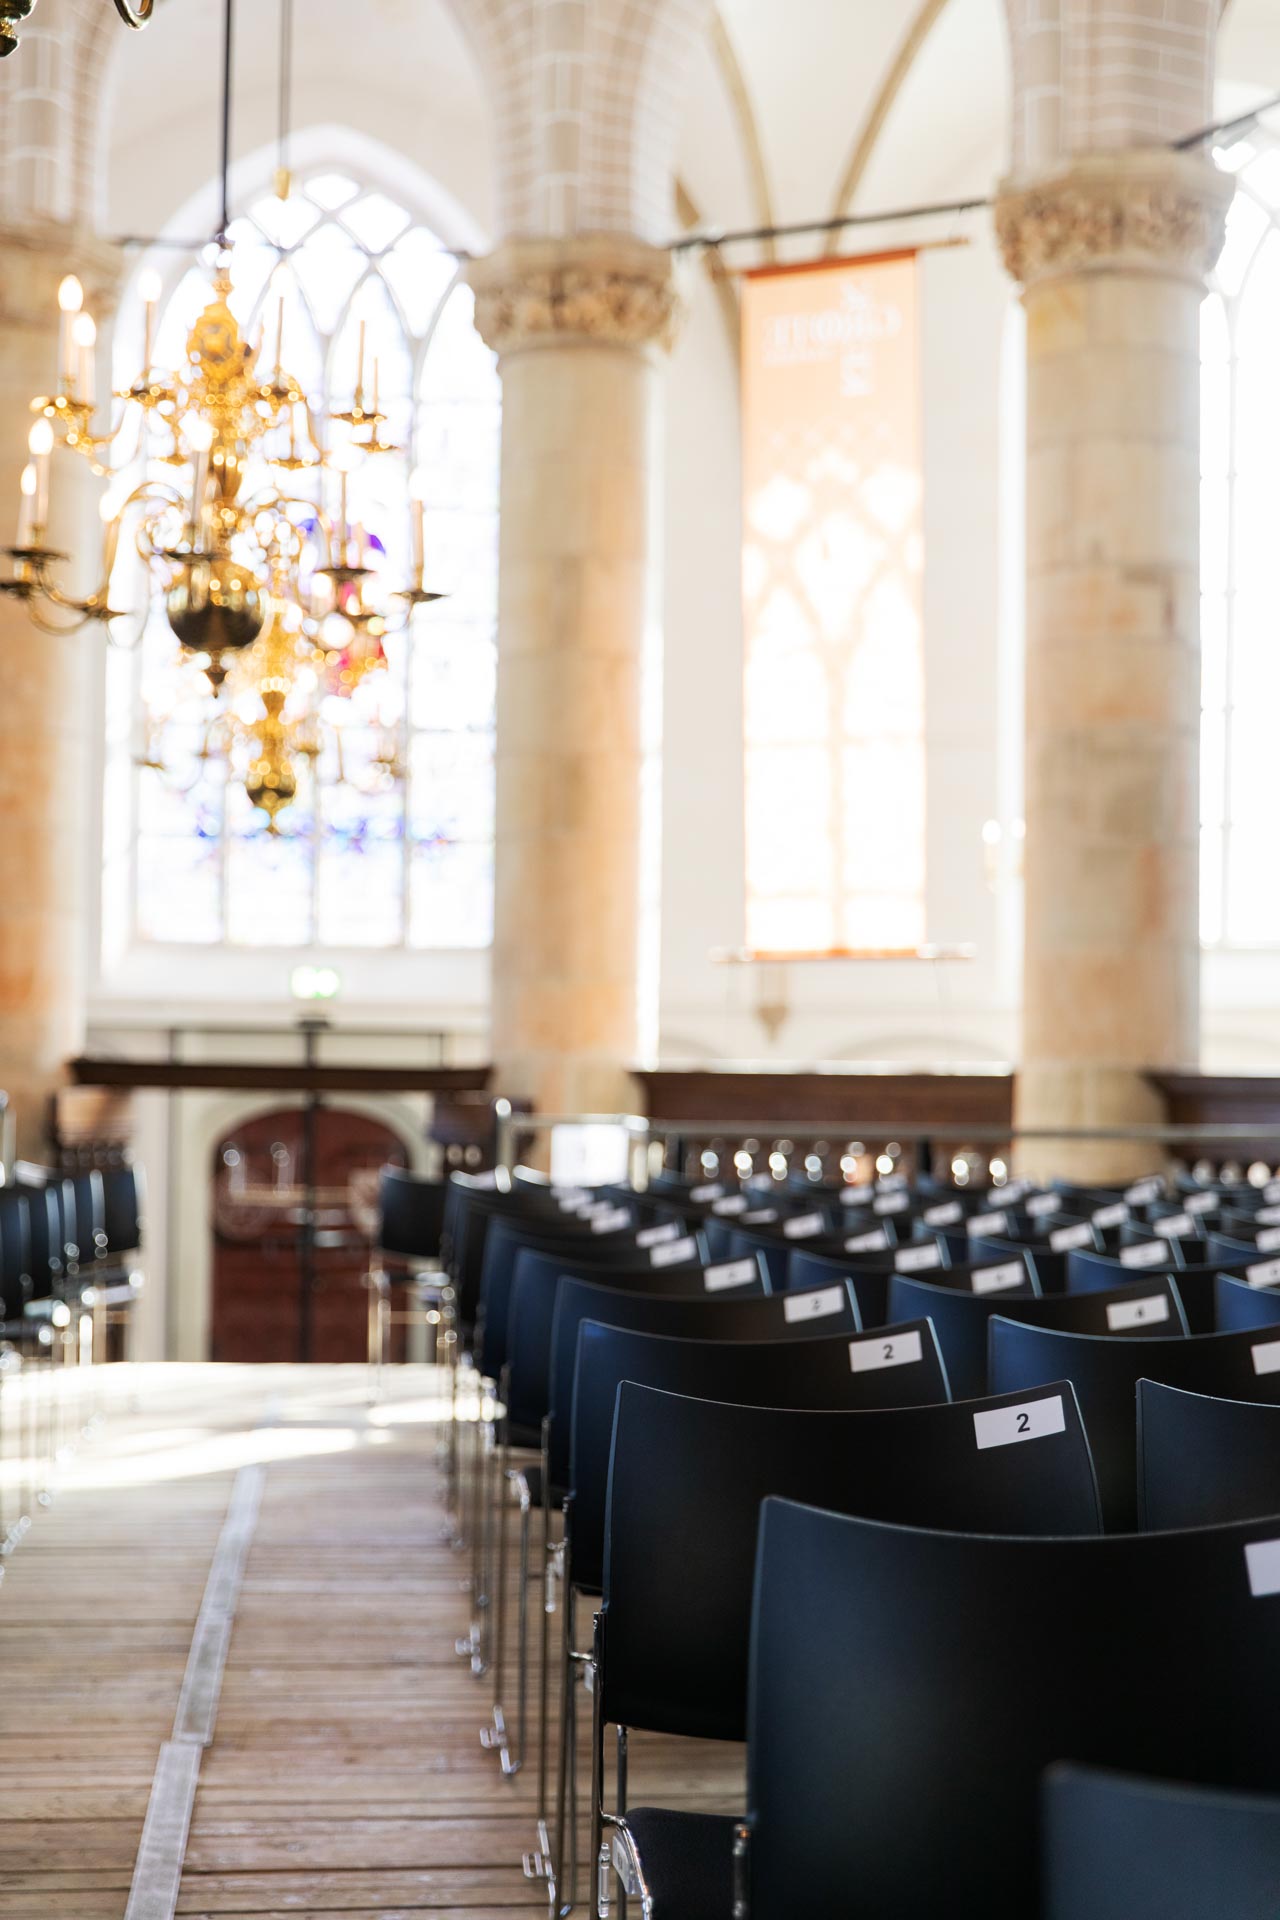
[[0, 0, 152, 57], [0, 0, 444, 827]]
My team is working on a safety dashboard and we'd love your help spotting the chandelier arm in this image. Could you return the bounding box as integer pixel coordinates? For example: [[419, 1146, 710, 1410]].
[[112, 0, 155, 25], [25, 594, 97, 636]]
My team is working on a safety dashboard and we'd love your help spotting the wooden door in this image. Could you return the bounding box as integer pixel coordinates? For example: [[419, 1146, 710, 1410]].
[[210, 1106, 406, 1363]]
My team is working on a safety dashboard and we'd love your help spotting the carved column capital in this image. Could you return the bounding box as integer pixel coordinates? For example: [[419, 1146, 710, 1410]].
[[467, 235, 681, 357], [995, 149, 1233, 291]]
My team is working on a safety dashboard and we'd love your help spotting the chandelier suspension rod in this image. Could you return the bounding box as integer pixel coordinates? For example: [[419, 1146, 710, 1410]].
[[277, 0, 294, 192], [217, 0, 235, 245]]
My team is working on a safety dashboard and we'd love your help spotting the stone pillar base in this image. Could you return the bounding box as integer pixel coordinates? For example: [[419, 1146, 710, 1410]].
[[1014, 1063, 1167, 1185]]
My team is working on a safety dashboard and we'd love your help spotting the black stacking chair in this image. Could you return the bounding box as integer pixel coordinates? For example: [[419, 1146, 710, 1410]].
[[888, 1270, 1185, 1402], [369, 1165, 451, 1377], [730, 1500, 1280, 1920], [990, 1316, 1280, 1528], [480, 1245, 767, 1775], [480, 1236, 741, 1792], [595, 1381, 1100, 1914], [552, 1317, 949, 1906], [101, 1165, 144, 1262], [1065, 1245, 1252, 1334], [1137, 1378, 1280, 1529], [786, 1246, 895, 1328], [1044, 1764, 1280, 1920], [1215, 1270, 1280, 1332]]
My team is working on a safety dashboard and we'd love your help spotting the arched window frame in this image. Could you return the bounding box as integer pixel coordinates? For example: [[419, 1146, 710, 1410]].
[[1200, 116, 1280, 953], [101, 135, 500, 975]]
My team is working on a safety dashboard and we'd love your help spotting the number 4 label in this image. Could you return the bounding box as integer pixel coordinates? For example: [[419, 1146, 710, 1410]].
[[973, 1395, 1066, 1451]]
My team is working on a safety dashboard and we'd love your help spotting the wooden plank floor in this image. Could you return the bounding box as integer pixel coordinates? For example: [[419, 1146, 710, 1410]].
[[0, 1364, 742, 1920]]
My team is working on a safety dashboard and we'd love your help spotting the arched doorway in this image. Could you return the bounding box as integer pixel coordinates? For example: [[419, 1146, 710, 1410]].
[[211, 1107, 407, 1363]]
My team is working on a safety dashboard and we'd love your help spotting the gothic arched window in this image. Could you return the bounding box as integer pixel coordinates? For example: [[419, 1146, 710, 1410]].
[[105, 169, 499, 953], [1200, 121, 1280, 948]]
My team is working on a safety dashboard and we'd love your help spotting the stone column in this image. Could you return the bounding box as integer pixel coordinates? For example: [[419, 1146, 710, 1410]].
[[997, 152, 1232, 1181], [470, 236, 679, 1118], [0, 225, 120, 1158]]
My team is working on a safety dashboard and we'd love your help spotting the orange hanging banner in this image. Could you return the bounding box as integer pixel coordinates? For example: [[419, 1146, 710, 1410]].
[[741, 251, 925, 955]]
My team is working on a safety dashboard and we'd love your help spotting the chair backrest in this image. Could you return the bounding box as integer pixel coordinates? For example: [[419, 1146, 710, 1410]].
[[1043, 1764, 1280, 1920], [1215, 1270, 1280, 1333], [1064, 1247, 1246, 1334], [567, 1317, 950, 1594], [0, 1186, 31, 1308], [502, 1237, 725, 1435], [100, 1164, 144, 1257], [746, 1499, 1280, 1920], [475, 1213, 703, 1382], [888, 1271, 1186, 1402], [377, 1165, 447, 1263], [601, 1379, 1100, 1743], [990, 1316, 1280, 1528], [786, 1247, 893, 1329], [69, 1171, 106, 1264], [1137, 1377, 1280, 1530], [16, 1181, 62, 1295], [545, 1274, 859, 1490]]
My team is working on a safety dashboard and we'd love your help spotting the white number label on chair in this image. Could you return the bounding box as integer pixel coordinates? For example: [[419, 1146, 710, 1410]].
[[555, 1187, 590, 1207], [1106, 1294, 1169, 1330], [650, 1235, 698, 1268], [973, 1394, 1066, 1451], [923, 1202, 963, 1227], [690, 1183, 725, 1202], [1050, 1223, 1094, 1253], [1119, 1240, 1168, 1268], [894, 1243, 943, 1272], [712, 1195, 748, 1216], [849, 1330, 923, 1373], [1092, 1202, 1130, 1229], [1247, 1259, 1280, 1289], [1155, 1213, 1195, 1238], [590, 1207, 632, 1234], [1185, 1192, 1218, 1215], [637, 1222, 680, 1248], [844, 1228, 889, 1253], [967, 1211, 1009, 1237], [1124, 1176, 1165, 1205], [971, 1261, 1026, 1295], [1258, 1228, 1280, 1253], [1026, 1193, 1059, 1218], [877, 1173, 908, 1192], [1251, 1339, 1280, 1377], [742, 1208, 778, 1226], [1245, 1538, 1280, 1597], [873, 1193, 910, 1216], [783, 1286, 846, 1323], [840, 1184, 874, 1206], [1256, 1205, 1280, 1226], [703, 1258, 757, 1292], [783, 1213, 826, 1240], [1265, 1181, 1280, 1205]]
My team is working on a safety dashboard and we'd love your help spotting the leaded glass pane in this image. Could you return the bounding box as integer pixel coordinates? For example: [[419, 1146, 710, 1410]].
[[112, 169, 498, 955]]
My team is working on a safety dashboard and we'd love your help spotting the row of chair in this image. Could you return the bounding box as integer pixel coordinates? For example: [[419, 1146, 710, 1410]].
[[0, 1163, 144, 1552], [380, 1159, 1280, 1917]]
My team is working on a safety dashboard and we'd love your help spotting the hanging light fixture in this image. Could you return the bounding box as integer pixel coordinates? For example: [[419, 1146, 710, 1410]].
[[0, 0, 152, 58], [0, 0, 446, 826]]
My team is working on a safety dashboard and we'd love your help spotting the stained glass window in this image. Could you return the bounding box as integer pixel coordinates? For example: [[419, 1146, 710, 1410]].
[[106, 172, 499, 953], [1201, 115, 1280, 948]]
